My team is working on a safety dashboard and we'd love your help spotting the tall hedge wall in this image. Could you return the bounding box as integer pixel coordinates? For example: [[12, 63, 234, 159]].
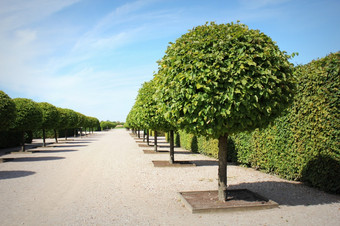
[[177, 52, 339, 193]]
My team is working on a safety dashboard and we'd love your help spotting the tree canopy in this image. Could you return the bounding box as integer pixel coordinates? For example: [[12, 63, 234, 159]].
[[10, 98, 42, 132], [154, 22, 295, 139], [0, 91, 16, 130], [38, 102, 60, 130]]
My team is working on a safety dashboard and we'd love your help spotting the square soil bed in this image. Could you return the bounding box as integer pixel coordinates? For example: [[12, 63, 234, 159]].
[[152, 160, 196, 167], [138, 144, 153, 147], [179, 189, 278, 213], [143, 150, 169, 154]]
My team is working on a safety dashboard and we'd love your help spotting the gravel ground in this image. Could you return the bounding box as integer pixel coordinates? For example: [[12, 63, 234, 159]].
[[0, 129, 339, 226]]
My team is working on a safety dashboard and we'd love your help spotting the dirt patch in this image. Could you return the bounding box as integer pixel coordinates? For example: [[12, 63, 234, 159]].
[[143, 150, 168, 154], [152, 160, 196, 167], [179, 189, 278, 213]]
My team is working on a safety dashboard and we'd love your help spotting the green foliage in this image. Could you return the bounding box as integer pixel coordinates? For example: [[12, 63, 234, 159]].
[[126, 80, 175, 132], [155, 21, 295, 138], [0, 91, 16, 130], [57, 108, 79, 130], [37, 102, 59, 129], [100, 120, 117, 130], [10, 98, 42, 131]]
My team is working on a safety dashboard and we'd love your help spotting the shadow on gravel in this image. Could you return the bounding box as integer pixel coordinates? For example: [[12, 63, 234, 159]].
[[0, 170, 36, 180], [48, 145, 87, 148], [33, 149, 78, 154], [4, 156, 65, 162], [61, 141, 92, 144], [228, 181, 340, 206]]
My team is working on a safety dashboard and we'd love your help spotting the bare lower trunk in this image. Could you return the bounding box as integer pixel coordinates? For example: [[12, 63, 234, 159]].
[[21, 131, 25, 152], [143, 129, 145, 142], [218, 133, 228, 201], [54, 129, 58, 143], [169, 130, 175, 164], [147, 130, 149, 146], [138, 129, 140, 138], [43, 129, 46, 147], [154, 131, 158, 152]]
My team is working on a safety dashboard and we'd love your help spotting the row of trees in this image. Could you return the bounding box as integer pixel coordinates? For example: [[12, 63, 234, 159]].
[[0, 91, 100, 151], [126, 22, 295, 202], [100, 121, 118, 130]]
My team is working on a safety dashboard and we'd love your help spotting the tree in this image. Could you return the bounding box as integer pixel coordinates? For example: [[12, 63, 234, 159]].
[[38, 102, 59, 146], [0, 91, 16, 130], [136, 80, 176, 161], [10, 98, 42, 151], [154, 22, 295, 201]]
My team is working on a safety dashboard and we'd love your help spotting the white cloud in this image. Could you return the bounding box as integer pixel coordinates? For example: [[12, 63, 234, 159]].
[[0, 0, 81, 33]]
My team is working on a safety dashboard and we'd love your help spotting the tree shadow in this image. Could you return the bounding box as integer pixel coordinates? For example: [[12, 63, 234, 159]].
[[175, 132, 181, 147], [3, 156, 65, 162], [48, 145, 87, 148], [191, 135, 198, 153], [0, 170, 36, 180], [33, 149, 78, 154], [228, 181, 340, 206]]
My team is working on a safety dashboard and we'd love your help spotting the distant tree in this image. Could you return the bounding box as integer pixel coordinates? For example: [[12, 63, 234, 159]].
[[10, 98, 42, 151], [38, 102, 59, 146], [0, 91, 16, 130], [155, 22, 295, 201], [136, 80, 176, 161], [65, 109, 78, 140]]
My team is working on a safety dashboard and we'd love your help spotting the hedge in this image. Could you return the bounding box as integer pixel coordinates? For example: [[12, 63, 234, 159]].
[[176, 52, 339, 193]]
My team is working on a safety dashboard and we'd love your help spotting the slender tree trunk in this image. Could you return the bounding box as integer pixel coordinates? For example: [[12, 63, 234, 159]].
[[143, 129, 146, 142], [54, 129, 58, 143], [21, 131, 25, 152], [147, 129, 150, 146], [43, 129, 46, 147], [154, 131, 158, 152], [169, 130, 175, 164], [218, 133, 228, 202], [138, 129, 140, 138]]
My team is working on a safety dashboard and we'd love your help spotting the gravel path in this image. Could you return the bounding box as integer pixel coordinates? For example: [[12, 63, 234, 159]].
[[0, 129, 339, 226]]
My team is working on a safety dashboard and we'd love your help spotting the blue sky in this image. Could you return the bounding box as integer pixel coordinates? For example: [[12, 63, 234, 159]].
[[0, 0, 339, 122]]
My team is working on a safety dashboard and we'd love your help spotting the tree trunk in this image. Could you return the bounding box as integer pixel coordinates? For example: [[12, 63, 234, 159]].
[[147, 129, 150, 146], [21, 131, 25, 152], [65, 129, 68, 140], [169, 130, 175, 164], [43, 129, 46, 147], [218, 133, 228, 202], [54, 129, 58, 143], [138, 129, 140, 138], [143, 129, 145, 142], [154, 131, 158, 152]]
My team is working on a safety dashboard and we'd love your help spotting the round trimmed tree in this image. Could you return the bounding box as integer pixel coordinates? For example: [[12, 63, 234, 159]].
[[11, 98, 42, 151], [38, 102, 59, 146], [155, 22, 295, 201], [0, 91, 16, 130]]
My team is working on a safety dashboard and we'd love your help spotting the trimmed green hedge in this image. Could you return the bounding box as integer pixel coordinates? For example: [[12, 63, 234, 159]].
[[176, 52, 340, 193], [177, 130, 237, 162]]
